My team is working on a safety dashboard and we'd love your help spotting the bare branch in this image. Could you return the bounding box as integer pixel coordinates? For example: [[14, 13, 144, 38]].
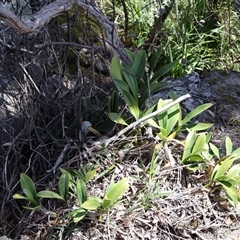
[[0, 0, 114, 34], [0, 0, 130, 63]]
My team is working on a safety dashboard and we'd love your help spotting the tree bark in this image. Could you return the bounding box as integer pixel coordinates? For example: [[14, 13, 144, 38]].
[[0, 0, 130, 64]]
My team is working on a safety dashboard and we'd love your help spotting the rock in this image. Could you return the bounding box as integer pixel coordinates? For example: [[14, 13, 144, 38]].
[[152, 70, 240, 125]]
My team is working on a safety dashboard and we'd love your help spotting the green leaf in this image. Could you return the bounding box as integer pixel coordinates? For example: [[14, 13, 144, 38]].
[[219, 181, 239, 207], [102, 198, 112, 209], [211, 156, 235, 180], [232, 148, 240, 157], [109, 112, 129, 125], [210, 143, 220, 159], [131, 50, 146, 79], [149, 46, 163, 74], [20, 173, 39, 205], [103, 178, 128, 208], [151, 59, 179, 83], [181, 103, 212, 126], [121, 66, 138, 100], [108, 91, 119, 113], [76, 178, 87, 205], [182, 130, 196, 163], [122, 90, 140, 120], [58, 171, 70, 199], [23, 205, 42, 211], [13, 194, 28, 200], [85, 169, 96, 183], [124, 48, 134, 62], [113, 78, 129, 94], [150, 82, 169, 94], [166, 106, 180, 136], [73, 209, 88, 223], [147, 118, 160, 128], [110, 57, 123, 81], [226, 137, 232, 156], [227, 164, 240, 181], [192, 133, 207, 154], [184, 123, 213, 132], [37, 191, 65, 200], [81, 198, 101, 210]]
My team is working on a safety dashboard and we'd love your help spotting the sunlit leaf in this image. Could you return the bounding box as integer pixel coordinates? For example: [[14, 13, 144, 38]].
[[81, 198, 101, 210], [211, 156, 235, 180], [181, 103, 212, 126], [232, 148, 240, 160], [192, 133, 207, 154], [210, 143, 220, 159], [184, 123, 213, 132], [122, 90, 140, 120], [147, 118, 159, 128], [109, 112, 129, 125], [102, 198, 112, 209], [85, 169, 96, 183], [225, 137, 232, 156], [103, 178, 128, 208], [37, 191, 64, 200], [227, 164, 240, 181], [72, 209, 88, 223], [13, 194, 28, 200], [182, 130, 196, 163]]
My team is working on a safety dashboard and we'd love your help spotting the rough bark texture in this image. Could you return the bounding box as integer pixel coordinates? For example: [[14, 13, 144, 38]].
[[0, 0, 130, 64]]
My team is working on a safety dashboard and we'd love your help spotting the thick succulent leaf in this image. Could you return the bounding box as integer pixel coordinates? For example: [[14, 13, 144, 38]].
[[20, 173, 39, 205], [211, 156, 235, 180], [37, 191, 64, 200], [72, 209, 88, 223], [109, 112, 129, 125], [192, 133, 207, 154], [122, 90, 140, 120], [76, 178, 87, 205], [225, 137, 233, 156], [149, 46, 163, 74], [58, 171, 70, 199], [131, 50, 146, 79], [182, 130, 196, 163], [151, 59, 179, 83], [124, 48, 135, 62], [81, 198, 101, 210], [210, 143, 220, 159], [121, 66, 138, 100], [150, 82, 169, 94], [103, 178, 128, 208], [183, 123, 213, 132], [181, 103, 212, 126], [110, 57, 123, 81], [85, 169, 96, 183], [227, 164, 240, 181], [113, 78, 129, 94]]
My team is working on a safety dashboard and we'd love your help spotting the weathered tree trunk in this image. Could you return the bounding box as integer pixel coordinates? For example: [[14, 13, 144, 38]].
[[0, 0, 130, 64], [145, 0, 175, 46]]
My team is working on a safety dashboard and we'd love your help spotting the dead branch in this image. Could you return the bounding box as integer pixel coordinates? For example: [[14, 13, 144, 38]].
[[0, 0, 130, 63]]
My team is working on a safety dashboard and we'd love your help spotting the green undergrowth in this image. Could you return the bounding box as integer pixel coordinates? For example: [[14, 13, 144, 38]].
[[12, 48, 240, 238]]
